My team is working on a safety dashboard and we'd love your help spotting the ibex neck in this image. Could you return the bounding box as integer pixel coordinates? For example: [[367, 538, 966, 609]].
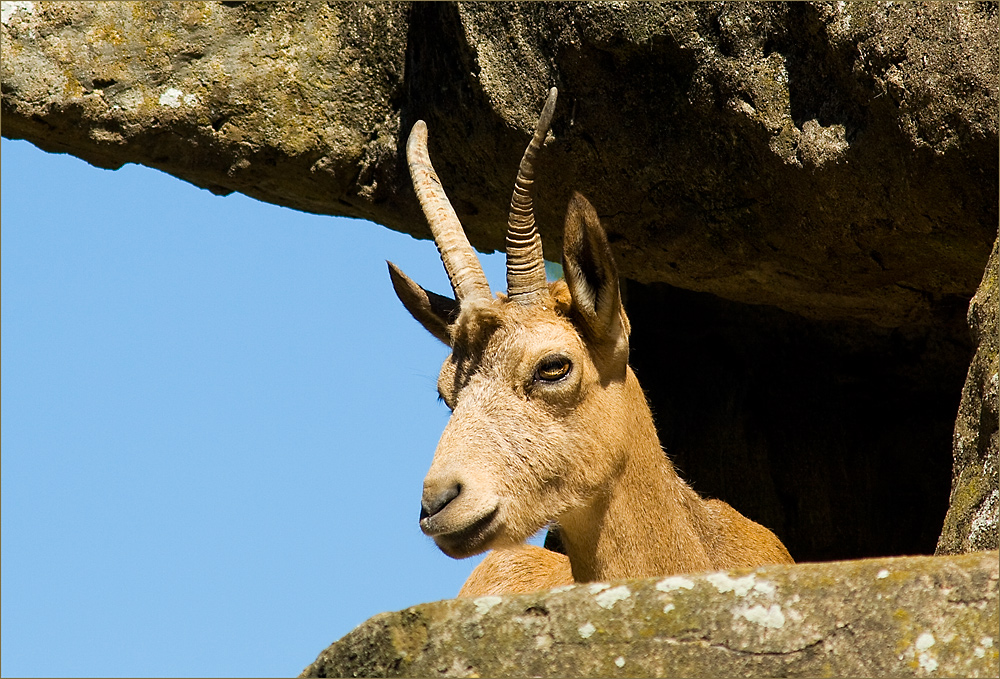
[[558, 368, 717, 583]]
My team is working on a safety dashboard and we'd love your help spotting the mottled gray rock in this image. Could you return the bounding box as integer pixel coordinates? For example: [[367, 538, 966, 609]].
[[301, 551, 999, 678], [2, 1, 995, 326], [2, 1, 409, 222], [939, 238, 1000, 555]]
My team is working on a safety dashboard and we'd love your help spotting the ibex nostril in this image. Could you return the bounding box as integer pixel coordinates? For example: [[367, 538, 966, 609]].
[[420, 483, 461, 520]]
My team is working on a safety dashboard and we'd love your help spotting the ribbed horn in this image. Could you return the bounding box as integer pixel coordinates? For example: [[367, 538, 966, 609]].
[[506, 87, 557, 305], [407, 121, 491, 303]]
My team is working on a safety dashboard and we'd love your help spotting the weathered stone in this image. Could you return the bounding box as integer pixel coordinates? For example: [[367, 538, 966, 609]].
[[301, 551, 999, 678], [939, 238, 1000, 555], [2, 2, 995, 326]]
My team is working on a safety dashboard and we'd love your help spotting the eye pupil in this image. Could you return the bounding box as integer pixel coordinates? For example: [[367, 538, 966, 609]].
[[536, 357, 571, 381]]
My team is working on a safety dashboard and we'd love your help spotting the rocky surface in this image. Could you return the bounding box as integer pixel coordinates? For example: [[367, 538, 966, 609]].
[[2, 2, 995, 325], [938, 238, 1000, 555], [301, 550, 999, 678], [3, 0, 996, 574]]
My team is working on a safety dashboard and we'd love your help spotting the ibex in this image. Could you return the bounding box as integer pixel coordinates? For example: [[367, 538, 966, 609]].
[[389, 88, 793, 598]]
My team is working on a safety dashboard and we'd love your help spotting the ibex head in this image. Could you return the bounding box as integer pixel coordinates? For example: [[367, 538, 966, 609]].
[[389, 88, 632, 559]]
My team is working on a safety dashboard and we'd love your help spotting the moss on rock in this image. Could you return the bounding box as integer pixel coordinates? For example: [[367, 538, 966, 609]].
[[301, 551, 998, 678], [939, 237, 1000, 555], [3, 1, 995, 326]]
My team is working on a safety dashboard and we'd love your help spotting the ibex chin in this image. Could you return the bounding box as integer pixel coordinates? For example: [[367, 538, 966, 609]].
[[389, 88, 793, 598]]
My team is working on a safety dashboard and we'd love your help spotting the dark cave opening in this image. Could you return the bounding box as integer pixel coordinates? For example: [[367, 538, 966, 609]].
[[623, 279, 971, 563]]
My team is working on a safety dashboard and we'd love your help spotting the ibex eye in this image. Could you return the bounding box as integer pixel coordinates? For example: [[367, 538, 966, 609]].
[[535, 356, 571, 382]]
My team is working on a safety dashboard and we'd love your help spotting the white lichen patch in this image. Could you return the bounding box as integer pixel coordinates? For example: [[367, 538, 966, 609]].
[[159, 88, 198, 108], [159, 88, 184, 108], [656, 575, 694, 592], [614, 657, 625, 668], [663, 602, 675, 614], [968, 489, 999, 546], [739, 603, 785, 629], [473, 596, 502, 616], [915, 632, 938, 673], [595, 585, 631, 609], [707, 572, 757, 596], [919, 653, 939, 673], [1, 1, 34, 24], [549, 584, 575, 594], [577, 622, 596, 639], [753, 579, 776, 595], [916, 632, 935, 651], [877, 569, 890, 579], [587, 583, 610, 594], [982, 636, 994, 648]]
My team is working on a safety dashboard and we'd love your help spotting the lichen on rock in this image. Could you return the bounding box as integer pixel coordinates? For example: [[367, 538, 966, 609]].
[[3, 1, 995, 326], [300, 551, 999, 678], [938, 237, 1000, 555]]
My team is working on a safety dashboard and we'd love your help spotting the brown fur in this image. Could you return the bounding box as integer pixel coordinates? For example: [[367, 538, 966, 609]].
[[458, 544, 574, 597], [392, 99, 792, 599]]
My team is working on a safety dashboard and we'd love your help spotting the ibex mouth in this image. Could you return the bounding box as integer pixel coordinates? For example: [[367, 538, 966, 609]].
[[431, 506, 501, 558]]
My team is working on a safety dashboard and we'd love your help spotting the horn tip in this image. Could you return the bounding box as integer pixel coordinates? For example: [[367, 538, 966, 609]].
[[409, 120, 428, 142], [538, 88, 558, 130]]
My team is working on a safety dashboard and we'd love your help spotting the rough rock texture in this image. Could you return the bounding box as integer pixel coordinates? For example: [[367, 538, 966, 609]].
[[301, 551, 999, 678], [939, 239, 1000, 555], [3, 3, 997, 561], [3, 2, 995, 325]]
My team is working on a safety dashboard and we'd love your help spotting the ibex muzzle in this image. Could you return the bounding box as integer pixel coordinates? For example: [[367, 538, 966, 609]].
[[390, 89, 792, 592]]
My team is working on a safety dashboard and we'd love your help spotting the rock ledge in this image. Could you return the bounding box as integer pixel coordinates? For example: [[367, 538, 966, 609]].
[[302, 551, 998, 678]]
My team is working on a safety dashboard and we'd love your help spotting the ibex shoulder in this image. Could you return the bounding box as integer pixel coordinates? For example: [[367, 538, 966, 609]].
[[458, 545, 573, 598], [703, 499, 795, 569]]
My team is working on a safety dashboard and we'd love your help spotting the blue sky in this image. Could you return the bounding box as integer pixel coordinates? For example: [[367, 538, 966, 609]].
[[2, 137, 547, 677]]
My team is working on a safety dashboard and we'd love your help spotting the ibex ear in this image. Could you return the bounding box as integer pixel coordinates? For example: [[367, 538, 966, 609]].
[[387, 261, 458, 345], [562, 193, 629, 362]]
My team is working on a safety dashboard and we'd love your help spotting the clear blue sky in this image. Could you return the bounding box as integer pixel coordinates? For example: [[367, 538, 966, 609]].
[[2, 137, 547, 677]]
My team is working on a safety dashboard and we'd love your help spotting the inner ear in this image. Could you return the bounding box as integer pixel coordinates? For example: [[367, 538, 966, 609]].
[[388, 261, 458, 345], [561, 193, 624, 345]]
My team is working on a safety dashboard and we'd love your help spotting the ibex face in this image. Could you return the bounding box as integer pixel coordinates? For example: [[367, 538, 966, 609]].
[[389, 89, 631, 559]]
